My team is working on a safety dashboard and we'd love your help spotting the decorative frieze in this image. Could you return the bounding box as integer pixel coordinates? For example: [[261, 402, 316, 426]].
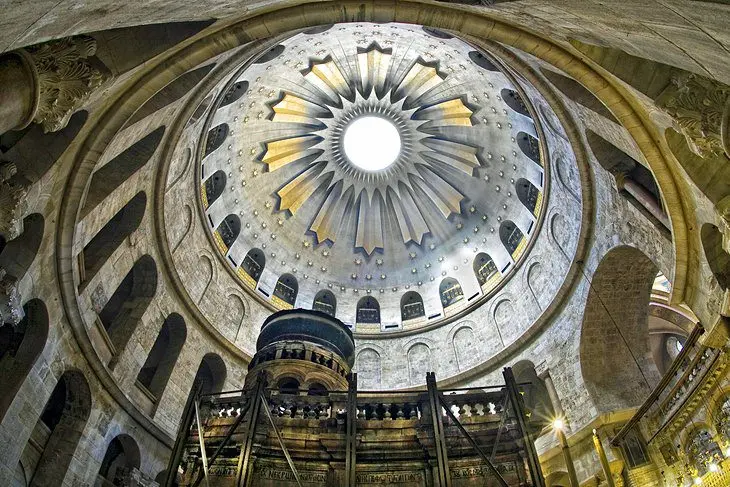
[[0, 161, 28, 241], [24, 35, 110, 133], [656, 73, 730, 160]]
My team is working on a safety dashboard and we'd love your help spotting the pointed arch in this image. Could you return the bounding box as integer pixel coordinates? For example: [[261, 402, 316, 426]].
[[356, 296, 380, 324], [136, 313, 186, 404], [439, 277, 464, 308], [313, 289, 336, 316], [400, 291, 425, 321]]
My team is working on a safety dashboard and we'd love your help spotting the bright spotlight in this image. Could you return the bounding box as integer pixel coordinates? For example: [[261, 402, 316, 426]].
[[343, 116, 401, 171]]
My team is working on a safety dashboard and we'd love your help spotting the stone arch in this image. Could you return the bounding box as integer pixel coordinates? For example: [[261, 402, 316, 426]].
[[527, 262, 549, 310], [219, 80, 249, 108], [356, 296, 380, 324], [0, 298, 49, 421], [313, 289, 336, 317], [202, 169, 226, 208], [254, 44, 285, 64], [98, 433, 142, 484], [81, 127, 165, 218], [701, 223, 730, 290], [452, 326, 478, 372], [241, 248, 265, 284], [499, 220, 525, 258], [0, 212, 44, 283], [512, 360, 555, 427], [549, 212, 571, 260], [136, 313, 187, 404], [356, 348, 382, 390], [203, 123, 229, 157], [473, 252, 498, 288], [127, 64, 215, 126], [517, 131, 541, 166], [98, 255, 157, 365], [501, 88, 531, 118], [30, 370, 92, 487], [407, 342, 432, 386], [540, 68, 618, 122], [196, 253, 215, 305], [439, 277, 464, 309], [273, 273, 298, 307], [189, 353, 227, 399], [579, 246, 661, 413], [227, 293, 247, 341], [171, 204, 194, 254], [554, 154, 580, 202], [493, 298, 515, 344], [515, 177, 541, 215], [400, 291, 425, 321], [78, 191, 146, 290], [215, 214, 241, 252]]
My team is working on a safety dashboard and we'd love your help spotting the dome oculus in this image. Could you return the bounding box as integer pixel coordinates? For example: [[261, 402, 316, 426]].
[[343, 116, 401, 171]]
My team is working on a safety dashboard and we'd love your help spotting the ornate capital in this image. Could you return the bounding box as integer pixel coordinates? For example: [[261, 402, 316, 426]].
[[0, 268, 23, 326], [23, 35, 110, 133], [656, 73, 730, 159], [0, 161, 28, 240]]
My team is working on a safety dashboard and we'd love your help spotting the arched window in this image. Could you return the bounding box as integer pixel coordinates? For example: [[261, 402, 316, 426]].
[[30, 370, 91, 486], [500, 220, 525, 257], [356, 297, 380, 324], [0, 213, 44, 287], [241, 248, 265, 283], [98, 434, 141, 485], [203, 123, 229, 157], [215, 214, 241, 252], [81, 127, 164, 218], [313, 290, 336, 316], [439, 277, 464, 308], [473, 252, 498, 287], [0, 299, 49, 421], [516, 178, 541, 215], [202, 170, 226, 209], [219, 80, 249, 108], [254, 44, 285, 64], [501, 88, 531, 118], [136, 313, 186, 404], [127, 64, 214, 126], [517, 132, 541, 165], [468, 50, 499, 71], [187, 353, 227, 404], [98, 255, 157, 365], [278, 377, 300, 394], [541, 68, 618, 122], [401, 291, 425, 321], [78, 192, 146, 290], [273, 273, 298, 307]]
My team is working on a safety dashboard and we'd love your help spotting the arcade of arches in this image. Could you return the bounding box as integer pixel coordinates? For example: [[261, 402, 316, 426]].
[[0, 1, 728, 486]]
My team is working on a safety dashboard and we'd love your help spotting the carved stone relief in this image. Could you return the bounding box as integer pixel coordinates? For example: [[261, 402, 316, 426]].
[[0, 161, 28, 241]]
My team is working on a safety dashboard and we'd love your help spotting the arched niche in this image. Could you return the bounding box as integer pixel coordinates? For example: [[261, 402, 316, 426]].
[[136, 313, 187, 404], [452, 326, 478, 371], [512, 360, 555, 428], [203, 123, 229, 157], [407, 342, 432, 385], [579, 246, 661, 413], [307, 382, 327, 396], [81, 127, 164, 218], [215, 214, 241, 252], [98, 255, 157, 364], [517, 131, 541, 166], [439, 277, 464, 309], [0, 213, 44, 282], [202, 170, 226, 209], [473, 252, 498, 288], [219, 80, 249, 108], [499, 220, 525, 258], [127, 64, 214, 126], [356, 296, 380, 324], [98, 434, 141, 485], [540, 68, 618, 122], [501, 88, 531, 118], [78, 192, 146, 289], [29, 370, 91, 486], [356, 348, 382, 389], [313, 289, 336, 317], [0, 298, 49, 421], [401, 291, 425, 321], [187, 353, 227, 403], [516, 178, 541, 215], [468, 50, 498, 71], [701, 223, 730, 290], [277, 377, 300, 394], [273, 273, 298, 307], [241, 248, 265, 284]]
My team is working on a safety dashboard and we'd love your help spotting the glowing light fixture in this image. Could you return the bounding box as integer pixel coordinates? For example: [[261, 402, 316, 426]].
[[343, 116, 401, 171], [552, 418, 565, 431]]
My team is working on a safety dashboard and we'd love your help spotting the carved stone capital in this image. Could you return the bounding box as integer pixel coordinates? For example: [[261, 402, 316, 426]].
[[656, 73, 730, 159], [0, 161, 29, 240], [23, 35, 110, 133], [0, 268, 23, 326]]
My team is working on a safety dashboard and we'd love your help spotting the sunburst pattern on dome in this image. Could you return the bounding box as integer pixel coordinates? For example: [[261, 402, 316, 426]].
[[261, 44, 480, 254]]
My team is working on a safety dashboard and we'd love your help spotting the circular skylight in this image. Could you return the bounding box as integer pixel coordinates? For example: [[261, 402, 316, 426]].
[[343, 116, 401, 171]]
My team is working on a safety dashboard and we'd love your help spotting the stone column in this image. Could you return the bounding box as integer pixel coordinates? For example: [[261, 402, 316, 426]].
[[616, 174, 671, 230], [537, 365, 565, 421], [0, 35, 109, 136]]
